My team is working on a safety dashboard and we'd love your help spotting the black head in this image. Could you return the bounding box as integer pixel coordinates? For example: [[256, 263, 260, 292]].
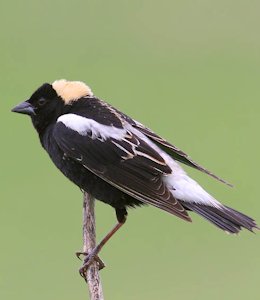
[[12, 80, 93, 133]]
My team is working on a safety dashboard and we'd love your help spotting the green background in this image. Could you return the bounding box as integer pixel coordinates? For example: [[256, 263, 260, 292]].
[[1, 1, 259, 299]]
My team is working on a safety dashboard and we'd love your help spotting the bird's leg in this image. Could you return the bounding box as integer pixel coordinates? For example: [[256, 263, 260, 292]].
[[79, 208, 127, 276]]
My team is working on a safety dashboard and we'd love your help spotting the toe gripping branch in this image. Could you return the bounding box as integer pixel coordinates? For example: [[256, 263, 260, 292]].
[[77, 221, 125, 277]]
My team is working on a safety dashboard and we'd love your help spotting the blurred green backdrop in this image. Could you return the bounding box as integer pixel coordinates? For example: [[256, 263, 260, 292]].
[[1, 0, 260, 299]]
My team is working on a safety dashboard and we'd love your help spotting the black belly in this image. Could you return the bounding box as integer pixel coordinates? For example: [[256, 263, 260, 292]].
[[41, 132, 143, 210]]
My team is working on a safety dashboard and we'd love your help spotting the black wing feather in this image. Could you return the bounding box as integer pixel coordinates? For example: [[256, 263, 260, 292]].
[[53, 121, 191, 222], [133, 122, 232, 187]]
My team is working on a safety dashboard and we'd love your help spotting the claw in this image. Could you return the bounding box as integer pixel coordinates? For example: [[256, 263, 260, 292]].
[[79, 255, 97, 277], [76, 250, 105, 276], [96, 257, 105, 270], [75, 251, 87, 261]]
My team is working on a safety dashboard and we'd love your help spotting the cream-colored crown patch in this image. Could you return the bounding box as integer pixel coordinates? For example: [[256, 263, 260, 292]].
[[52, 79, 93, 104]]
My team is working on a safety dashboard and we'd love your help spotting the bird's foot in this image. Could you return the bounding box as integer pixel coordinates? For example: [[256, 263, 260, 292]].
[[76, 250, 105, 276]]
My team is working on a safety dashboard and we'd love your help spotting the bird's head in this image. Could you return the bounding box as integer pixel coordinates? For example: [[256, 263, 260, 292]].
[[11, 79, 93, 132]]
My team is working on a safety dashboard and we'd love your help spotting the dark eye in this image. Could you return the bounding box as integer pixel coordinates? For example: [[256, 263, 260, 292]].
[[38, 98, 47, 106]]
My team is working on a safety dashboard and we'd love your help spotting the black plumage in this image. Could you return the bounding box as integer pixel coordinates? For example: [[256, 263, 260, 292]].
[[12, 80, 258, 265]]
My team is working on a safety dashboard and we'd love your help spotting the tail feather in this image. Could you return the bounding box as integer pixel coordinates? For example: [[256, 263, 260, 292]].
[[180, 201, 259, 234]]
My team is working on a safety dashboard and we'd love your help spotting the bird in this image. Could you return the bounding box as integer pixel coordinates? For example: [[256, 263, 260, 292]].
[[12, 79, 258, 272]]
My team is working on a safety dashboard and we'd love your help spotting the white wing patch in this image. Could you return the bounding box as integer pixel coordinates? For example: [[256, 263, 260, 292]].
[[128, 124, 222, 208], [57, 114, 126, 140]]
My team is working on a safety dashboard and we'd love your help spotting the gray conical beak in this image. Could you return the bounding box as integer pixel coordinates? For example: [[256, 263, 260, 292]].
[[11, 101, 35, 116]]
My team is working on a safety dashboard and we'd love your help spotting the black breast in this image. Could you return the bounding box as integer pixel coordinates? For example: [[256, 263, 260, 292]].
[[40, 125, 143, 210]]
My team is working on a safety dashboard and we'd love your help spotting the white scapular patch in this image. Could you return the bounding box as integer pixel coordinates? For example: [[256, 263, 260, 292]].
[[52, 79, 93, 104], [129, 124, 222, 208], [57, 114, 126, 140]]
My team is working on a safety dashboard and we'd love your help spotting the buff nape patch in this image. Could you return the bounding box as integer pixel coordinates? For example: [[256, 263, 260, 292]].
[[52, 79, 93, 104]]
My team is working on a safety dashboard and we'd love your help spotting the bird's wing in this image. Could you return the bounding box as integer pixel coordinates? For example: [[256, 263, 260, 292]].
[[132, 121, 232, 187], [53, 113, 191, 221]]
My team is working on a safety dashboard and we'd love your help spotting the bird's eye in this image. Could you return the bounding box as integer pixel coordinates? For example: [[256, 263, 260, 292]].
[[38, 98, 47, 106]]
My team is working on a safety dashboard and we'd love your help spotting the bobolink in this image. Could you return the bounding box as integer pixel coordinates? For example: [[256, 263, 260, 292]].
[[12, 80, 258, 269]]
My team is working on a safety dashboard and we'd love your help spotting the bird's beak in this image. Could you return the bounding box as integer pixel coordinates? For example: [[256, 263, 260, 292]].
[[11, 101, 36, 116]]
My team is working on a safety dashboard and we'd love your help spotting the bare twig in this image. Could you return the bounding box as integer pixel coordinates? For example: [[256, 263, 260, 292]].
[[81, 192, 104, 300]]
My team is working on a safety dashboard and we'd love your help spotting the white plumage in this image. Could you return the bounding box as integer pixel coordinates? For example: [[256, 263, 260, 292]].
[[58, 113, 127, 140], [130, 125, 222, 208]]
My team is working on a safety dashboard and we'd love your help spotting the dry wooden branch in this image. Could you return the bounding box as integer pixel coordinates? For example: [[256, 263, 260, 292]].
[[81, 192, 104, 300]]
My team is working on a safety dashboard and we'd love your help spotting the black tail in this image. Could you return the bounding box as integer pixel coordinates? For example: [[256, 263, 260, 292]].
[[180, 201, 259, 234]]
